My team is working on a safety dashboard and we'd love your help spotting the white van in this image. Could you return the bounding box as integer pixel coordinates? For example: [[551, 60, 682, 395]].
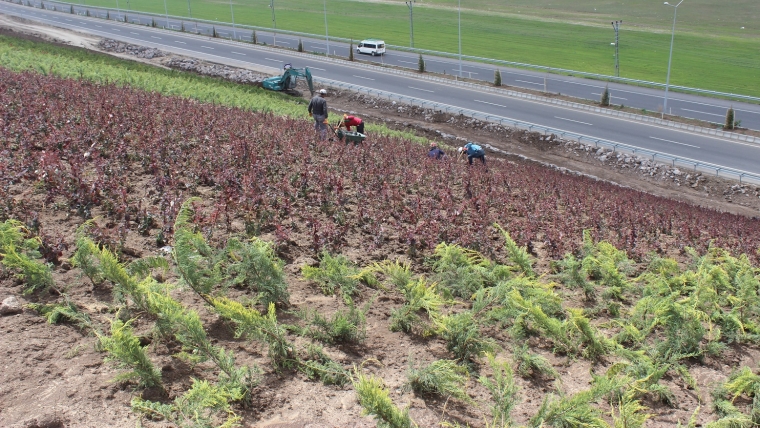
[[356, 39, 386, 56]]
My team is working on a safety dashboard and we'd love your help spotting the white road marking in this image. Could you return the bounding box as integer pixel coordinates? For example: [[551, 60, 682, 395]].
[[95, 25, 102, 27], [264, 58, 281, 62], [592, 93, 628, 100], [650, 136, 700, 148], [310, 46, 326, 50], [65, 19, 71, 21], [474, 99, 507, 108], [516, 79, 543, 86], [555, 116, 593, 126], [231, 51, 245, 56], [680, 108, 724, 118], [112, 28, 120, 31], [151, 36, 161, 39], [307, 66, 325, 71], [409, 86, 434, 93], [130, 32, 140, 35], [201, 46, 214, 50], [353, 75, 375, 81], [175, 41, 186, 44], [278, 41, 290, 45], [397, 60, 416, 65]]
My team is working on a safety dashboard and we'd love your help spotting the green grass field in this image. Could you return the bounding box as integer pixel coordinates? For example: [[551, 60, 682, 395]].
[[78, 0, 760, 96]]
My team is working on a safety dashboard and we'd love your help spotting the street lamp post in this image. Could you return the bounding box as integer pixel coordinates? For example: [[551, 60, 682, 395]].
[[405, 0, 415, 48], [229, 0, 237, 39], [163, 0, 169, 28], [115, 0, 120, 20], [324, 0, 329, 56], [611, 20, 622, 77], [270, 0, 277, 46], [186, 0, 197, 33], [458, 0, 462, 77], [662, 0, 684, 118]]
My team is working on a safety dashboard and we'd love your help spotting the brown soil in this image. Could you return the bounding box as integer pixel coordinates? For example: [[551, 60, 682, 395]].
[[1, 14, 759, 428]]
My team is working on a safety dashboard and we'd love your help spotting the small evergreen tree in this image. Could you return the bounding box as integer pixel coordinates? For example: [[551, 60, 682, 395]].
[[252, 30, 257, 44], [349, 40, 354, 61], [600, 85, 611, 106], [123, 14, 128, 23], [70, 4, 74, 13], [151, 18, 157, 28], [85, 9, 90, 17], [297, 39, 303, 52], [180, 21, 186, 32], [494, 69, 502, 87], [725, 107, 735, 130], [418, 54, 425, 73], [212, 26, 218, 38]]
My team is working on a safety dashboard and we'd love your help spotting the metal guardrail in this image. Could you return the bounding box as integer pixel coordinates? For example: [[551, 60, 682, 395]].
[[12, 0, 760, 184], [316, 77, 760, 185], [19, 0, 760, 105]]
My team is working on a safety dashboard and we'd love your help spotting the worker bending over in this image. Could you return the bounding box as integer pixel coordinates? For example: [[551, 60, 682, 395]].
[[428, 142, 445, 160], [459, 142, 486, 165], [308, 89, 329, 140], [339, 114, 365, 134]]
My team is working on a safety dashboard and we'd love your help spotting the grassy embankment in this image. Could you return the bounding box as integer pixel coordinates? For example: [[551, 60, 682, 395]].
[[0, 34, 420, 141], [75, 0, 760, 97]]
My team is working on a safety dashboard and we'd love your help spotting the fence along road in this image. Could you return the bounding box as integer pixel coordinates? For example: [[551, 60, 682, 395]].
[[13, 0, 760, 131], [3, 1, 760, 183]]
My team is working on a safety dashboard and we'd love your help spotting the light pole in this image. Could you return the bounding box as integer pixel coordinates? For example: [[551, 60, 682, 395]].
[[611, 20, 621, 77], [229, 0, 237, 39], [115, 0, 120, 20], [323, 0, 329, 56], [662, 0, 684, 118], [270, 0, 277, 46], [186, 0, 197, 33], [458, 0, 462, 77], [163, 0, 169, 29], [405, 0, 415, 48]]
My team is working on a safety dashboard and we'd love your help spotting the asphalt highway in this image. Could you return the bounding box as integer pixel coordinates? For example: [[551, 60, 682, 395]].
[[3, 1, 760, 176]]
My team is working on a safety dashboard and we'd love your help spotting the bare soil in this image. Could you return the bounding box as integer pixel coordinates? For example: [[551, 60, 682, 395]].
[[1, 13, 759, 428]]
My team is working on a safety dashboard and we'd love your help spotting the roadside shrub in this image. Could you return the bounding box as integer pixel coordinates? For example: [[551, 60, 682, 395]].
[[494, 69, 502, 87], [600, 85, 610, 106], [418, 54, 425, 73], [725, 107, 735, 130]]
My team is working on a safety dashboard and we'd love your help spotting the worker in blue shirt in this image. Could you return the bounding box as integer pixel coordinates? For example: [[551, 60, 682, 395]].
[[459, 142, 486, 165], [428, 142, 445, 160]]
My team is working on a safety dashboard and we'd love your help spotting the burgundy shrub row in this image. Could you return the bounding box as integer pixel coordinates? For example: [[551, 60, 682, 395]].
[[1, 69, 759, 262]]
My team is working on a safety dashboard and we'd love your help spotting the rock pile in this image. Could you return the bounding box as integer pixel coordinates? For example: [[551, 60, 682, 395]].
[[98, 39, 165, 59], [163, 58, 268, 85]]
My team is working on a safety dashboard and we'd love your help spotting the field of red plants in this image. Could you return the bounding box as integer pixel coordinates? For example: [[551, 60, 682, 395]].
[[3, 66, 760, 428], [2, 69, 759, 265]]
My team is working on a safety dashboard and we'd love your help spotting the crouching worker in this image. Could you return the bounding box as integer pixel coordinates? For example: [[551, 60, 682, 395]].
[[459, 142, 486, 165], [428, 142, 445, 160], [339, 114, 365, 134]]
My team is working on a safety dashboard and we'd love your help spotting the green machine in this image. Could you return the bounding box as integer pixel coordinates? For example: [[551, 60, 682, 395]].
[[262, 64, 314, 96]]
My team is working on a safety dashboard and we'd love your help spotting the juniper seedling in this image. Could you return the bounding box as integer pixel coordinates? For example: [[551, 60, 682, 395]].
[[406, 359, 470, 402], [390, 276, 445, 334], [353, 370, 417, 428], [0, 219, 54, 294], [436, 311, 494, 367], [479, 354, 519, 427], [131, 378, 243, 428], [224, 236, 289, 307], [27, 298, 94, 331], [299, 344, 351, 386], [513, 345, 559, 380], [495, 223, 535, 278], [99, 319, 162, 388], [297, 301, 370, 344], [302, 251, 362, 304]]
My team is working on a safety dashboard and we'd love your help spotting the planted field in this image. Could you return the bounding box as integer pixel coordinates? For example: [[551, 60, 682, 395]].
[[72, 0, 760, 96], [3, 42, 760, 427]]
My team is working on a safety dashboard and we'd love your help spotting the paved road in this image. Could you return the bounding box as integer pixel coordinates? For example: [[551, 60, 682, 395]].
[[3, 1, 760, 176], [17, 0, 760, 131]]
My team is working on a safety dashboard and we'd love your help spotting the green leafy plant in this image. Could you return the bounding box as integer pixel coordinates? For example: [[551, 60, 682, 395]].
[[99, 319, 162, 388], [0, 219, 54, 294], [436, 311, 494, 366], [132, 378, 242, 428], [302, 251, 363, 304], [513, 345, 559, 380], [354, 370, 417, 428], [297, 301, 370, 344], [479, 354, 519, 427], [390, 276, 445, 334], [406, 359, 470, 401], [27, 298, 93, 331]]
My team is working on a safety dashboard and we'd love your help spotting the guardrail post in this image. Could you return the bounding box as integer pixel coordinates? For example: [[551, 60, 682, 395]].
[[740, 173, 745, 184]]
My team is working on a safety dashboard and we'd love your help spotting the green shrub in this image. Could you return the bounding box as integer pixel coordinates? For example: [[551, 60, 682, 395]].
[[299, 344, 351, 386], [298, 302, 369, 344], [297, 39, 303, 52], [725, 107, 735, 130], [514, 345, 559, 380], [302, 251, 362, 304], [224, 237, 289, 307], [390, 277, 445, 334], [479, 354, 519, 426], [353, 371, 417, 428], [494, 69, 502, 87], [27, 298, 93, 331], [406, 359, 470, 401], [349, 40, 354, 61], [436, 311, 494, 366], [100, 319, 162, 388], [0, 219, 54, 294], [495, 224, 535, 278], [418, 54, 425, 73], [600, 85, 610, 106]]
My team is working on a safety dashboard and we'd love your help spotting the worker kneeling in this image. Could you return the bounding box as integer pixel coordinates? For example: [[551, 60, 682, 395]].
[[459, 142, 486, 165]]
